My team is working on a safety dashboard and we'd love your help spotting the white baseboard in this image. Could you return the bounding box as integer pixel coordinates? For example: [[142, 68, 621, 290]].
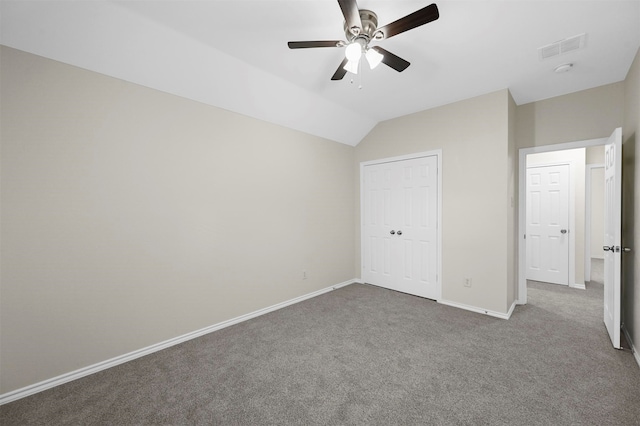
[[0, 279, 357, 406], [505, 300, 517, 318], [438, 299, 516, 320], [570, 282, 586, 290], [622, 325, 640, 369]]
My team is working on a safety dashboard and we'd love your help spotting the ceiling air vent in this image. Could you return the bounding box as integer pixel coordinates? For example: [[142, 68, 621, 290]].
[[538, 33, 587, 60]]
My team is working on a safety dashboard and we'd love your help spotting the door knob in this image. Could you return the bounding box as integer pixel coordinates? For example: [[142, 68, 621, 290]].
[[623, 247, 632, 253], [390, 230, 395, 235], [560, 229, 567, 234], [397, 230, 402, 236], [603, 246, 613, 252]]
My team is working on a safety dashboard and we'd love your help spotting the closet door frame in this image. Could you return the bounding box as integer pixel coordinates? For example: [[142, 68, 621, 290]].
[[360, 150, 442, 301]]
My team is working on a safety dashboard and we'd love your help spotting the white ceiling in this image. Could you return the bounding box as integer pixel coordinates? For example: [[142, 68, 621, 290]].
[[2, 0, 639, 146]]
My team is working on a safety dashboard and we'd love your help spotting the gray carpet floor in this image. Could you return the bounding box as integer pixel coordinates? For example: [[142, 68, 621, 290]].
[[2, 259, 639, 425]]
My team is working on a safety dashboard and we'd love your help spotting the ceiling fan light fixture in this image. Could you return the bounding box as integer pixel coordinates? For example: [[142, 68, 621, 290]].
[[345, 42, 363, 61], [365, 48, 383, 69], [343, 59, 359, 75]]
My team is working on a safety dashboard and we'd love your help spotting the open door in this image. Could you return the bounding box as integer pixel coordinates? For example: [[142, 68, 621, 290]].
[[603, 127, 622, 349]]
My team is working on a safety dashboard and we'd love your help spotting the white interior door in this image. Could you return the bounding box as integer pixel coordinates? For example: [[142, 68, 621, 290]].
[[395, 157, 438, 298], [362, 162, 395, 291], [603, 128, 622, 349], [362, 155, 439, 300], [526, 164, 570, 285]]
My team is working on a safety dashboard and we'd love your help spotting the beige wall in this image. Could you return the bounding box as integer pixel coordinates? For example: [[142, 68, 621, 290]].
[[589, 166, 605, 260], [586, 145, 605, 164], [0, 46, 356, 394], [526, 149, 587, 285], [355, 90, 513, 315], [586, 146, 605, 261], [516, 82, 624, 149], [622, 48, 640, 356]]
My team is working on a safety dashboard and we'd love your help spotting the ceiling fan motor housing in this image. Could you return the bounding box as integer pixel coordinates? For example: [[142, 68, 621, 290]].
[[345, 9, 379, 45]]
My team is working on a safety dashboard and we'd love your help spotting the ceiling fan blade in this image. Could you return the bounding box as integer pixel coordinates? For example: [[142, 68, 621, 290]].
[[331, 57, 349, 80], [338, 0, 362, 33], [288, 41, 343, 49], [371, 47, 410, 72], [376, 3, 439, 40]]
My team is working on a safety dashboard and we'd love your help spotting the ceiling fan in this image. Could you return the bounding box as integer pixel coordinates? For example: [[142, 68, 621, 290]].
[[288, 0, 439, 80]]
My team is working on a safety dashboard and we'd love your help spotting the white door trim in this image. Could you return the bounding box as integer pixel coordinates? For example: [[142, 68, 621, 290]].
[[525, 161, 573, 286], [518, 138, 607, 304], [585, 163, 605, 282], [360, 150, 443, 301]]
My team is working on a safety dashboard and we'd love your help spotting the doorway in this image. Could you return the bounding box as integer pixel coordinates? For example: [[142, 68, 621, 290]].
[[518, 128, 623, 350], [518, 137, 608, 305]]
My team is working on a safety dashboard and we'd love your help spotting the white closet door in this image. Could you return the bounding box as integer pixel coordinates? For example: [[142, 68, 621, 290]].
[[362, 155, 439, 300], [362, 162, 396, 291]]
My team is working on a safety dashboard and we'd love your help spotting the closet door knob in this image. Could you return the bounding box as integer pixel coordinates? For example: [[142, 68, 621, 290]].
[[397, 230, 402, 236], [390, 230, 395, 235]]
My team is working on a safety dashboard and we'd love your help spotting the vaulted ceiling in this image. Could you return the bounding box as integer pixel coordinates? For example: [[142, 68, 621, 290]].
[[2, 1, 639, 145]]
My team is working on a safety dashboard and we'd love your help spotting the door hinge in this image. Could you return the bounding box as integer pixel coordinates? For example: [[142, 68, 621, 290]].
[[524, 234, 526, 239]]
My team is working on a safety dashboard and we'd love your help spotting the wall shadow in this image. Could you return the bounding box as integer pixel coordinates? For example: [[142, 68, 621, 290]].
[[622, 131, 636, 333]]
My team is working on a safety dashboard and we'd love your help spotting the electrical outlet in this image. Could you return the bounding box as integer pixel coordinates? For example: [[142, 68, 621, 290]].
[[303, 270, 308, 280], [464, 277, 472, 288]]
